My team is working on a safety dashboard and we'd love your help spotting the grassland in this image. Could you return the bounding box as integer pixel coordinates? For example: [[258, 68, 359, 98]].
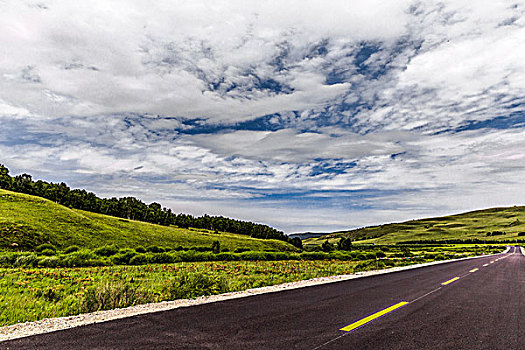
[[0, 189, 293, 252], [304, 206, 525, 246], [0, 243, 500, 327]]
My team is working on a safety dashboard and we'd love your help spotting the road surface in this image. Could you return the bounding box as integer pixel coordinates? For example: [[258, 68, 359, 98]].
[[2, 246, 523, 349]]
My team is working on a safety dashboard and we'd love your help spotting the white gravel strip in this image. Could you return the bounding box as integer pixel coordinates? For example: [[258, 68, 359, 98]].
[[520, 246, 525, 256], [0, 249, 507, 342]]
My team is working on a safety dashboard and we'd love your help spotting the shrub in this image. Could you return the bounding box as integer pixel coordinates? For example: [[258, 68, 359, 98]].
[[82, 282, 151, 312], [234, 248, 250, 253], [365, 252, 377, 260], [146, 246, 165, 253], [129, 254, 149, 265], [35, 243, 56, 252], [167, 271, 228, 299], [0, 253, 17, 266], [94, 245, 119, 257], [322, 240, 335, 252], [149, 252, 178, 264], [38, 256, 61, 268], [135, 246, 146, 253], [63, 245, 80, 254], [62, 250, 106, 267], [356, 253, 367, 260], [376, 251, 387, 259], [211, 240, 220, 254], [111, 249, 137, 265], [14, 254, 38, 267], [40, 249, 56, 256]]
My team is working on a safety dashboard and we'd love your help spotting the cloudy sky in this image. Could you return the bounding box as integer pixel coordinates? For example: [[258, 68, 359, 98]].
[[1, 0, 525, 233]]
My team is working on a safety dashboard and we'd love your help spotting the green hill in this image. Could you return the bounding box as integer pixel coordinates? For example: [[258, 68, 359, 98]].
[[0, 189, 294, 252], [305, 206, 525, 246]]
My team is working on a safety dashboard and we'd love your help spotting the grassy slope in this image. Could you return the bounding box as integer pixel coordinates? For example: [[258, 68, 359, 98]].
[[305, 206, 525, 245], [0, 190, 294, 251]]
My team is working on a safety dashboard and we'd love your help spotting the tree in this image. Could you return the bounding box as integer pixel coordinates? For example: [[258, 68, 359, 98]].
[[322, 240, 334, 252], [290, 237, 303, 249], [337, 237, 353, 251], [0, 164, 12, 189], [211, 240, 221, 254]]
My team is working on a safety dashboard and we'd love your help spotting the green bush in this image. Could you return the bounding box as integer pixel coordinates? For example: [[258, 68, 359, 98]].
[[0, 253, 18, 266], [38, 256, 61, 267], [14, 254, 38, 267], [146, 246, 165, 253], [62, 250, 107, 267], [167, 271, 229, 299], [35, 244, 56, 252], [40, 249, 56, 256], [135, 246, 146, 253], [82, 282, 151, 312], [129, 253, 150, 265], [111, 249, 137, 265], [63, 245, 80, 254], [94, 245, 119, 257]]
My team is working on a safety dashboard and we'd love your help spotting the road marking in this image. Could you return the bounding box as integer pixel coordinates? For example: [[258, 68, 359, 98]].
[[469, 268, 479, 273], [483, 263, 489, 267], [441, 277, 460, 285], [490, 261, 494, 264], [340, 301, 409, 332]]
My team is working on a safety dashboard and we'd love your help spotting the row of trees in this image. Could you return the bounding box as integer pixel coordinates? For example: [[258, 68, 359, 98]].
[[0, 164, 302, 248]]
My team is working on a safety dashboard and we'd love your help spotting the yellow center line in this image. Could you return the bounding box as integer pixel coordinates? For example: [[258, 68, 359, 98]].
[[340, 301, 409, 332], [441, 277, 460, 285], [483, 263, 489, 266], [469, 268, 479, 273]]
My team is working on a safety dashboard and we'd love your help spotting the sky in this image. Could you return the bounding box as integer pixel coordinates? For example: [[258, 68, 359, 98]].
[[1, 0, 525, 233]]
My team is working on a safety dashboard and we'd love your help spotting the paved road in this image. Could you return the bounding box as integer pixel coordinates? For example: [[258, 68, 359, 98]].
[[3, 247, 523, 349]]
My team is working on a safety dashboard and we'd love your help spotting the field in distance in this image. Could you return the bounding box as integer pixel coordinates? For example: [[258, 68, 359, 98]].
[[305, 206, 525, 246], [0, 189, 294, 252]]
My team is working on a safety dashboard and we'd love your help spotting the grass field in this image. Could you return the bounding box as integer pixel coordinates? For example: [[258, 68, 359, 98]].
[[0, 243, 499, 327], [0, 190, 294, 252], [304, 206, 525, 246]]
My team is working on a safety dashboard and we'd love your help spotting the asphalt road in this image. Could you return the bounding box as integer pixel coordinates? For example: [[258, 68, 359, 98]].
[[2, 246, 523, 349]]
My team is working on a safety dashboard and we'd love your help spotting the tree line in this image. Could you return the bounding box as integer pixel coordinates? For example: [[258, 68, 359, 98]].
[[0, 164, 302, 248]]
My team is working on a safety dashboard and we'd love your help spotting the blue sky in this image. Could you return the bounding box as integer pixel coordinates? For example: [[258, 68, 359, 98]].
[[1, 0, 525, 233]]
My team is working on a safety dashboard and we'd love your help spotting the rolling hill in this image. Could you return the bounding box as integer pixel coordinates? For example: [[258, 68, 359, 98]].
[[304, 206, 525, 246], [0, 189, 295, 252]]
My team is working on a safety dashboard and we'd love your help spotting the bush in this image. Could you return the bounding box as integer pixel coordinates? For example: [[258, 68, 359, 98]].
[[376, 251, 387, 259], [129, 254, 150, 265], [14, 254, 38, 267], [135, 246, 146, 253], [211, 240, 220, 254], [40, 249, 56, 256], [234, 248, 250, 253], [167, 271, 229, 299], [149, 252, 178, 264], [63, 245, 80, 254], [35, 243, 56, 252], [94, 245, 119, 257], [111, 249, 137, 265], [62, 250, 107, 267], [0, 253, 18, 266], [322, 240, 335, 252], [38, 256, 61, 267], [82, 282, 151, 312], [365, 252, 377, 260], [146, 246, 165, 253]]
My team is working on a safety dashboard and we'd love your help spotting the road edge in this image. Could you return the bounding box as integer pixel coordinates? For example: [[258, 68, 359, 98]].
[[0, 247, 511, 342]]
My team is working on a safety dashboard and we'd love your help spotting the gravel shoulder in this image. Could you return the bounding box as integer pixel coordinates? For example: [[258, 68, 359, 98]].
[[0, 249, 508, 342]]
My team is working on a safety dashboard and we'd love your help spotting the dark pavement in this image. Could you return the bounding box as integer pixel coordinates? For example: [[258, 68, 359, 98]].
[[2, 246, 523, 349]]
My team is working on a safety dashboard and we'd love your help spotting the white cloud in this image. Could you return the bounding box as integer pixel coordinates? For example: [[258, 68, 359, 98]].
[[1, 0, 525, 232]]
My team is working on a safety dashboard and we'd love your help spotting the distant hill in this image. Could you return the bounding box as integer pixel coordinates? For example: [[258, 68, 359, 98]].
[[304, 206, 525, 246], [288, 232, 326, 240], [0, 189, 295, 252]]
